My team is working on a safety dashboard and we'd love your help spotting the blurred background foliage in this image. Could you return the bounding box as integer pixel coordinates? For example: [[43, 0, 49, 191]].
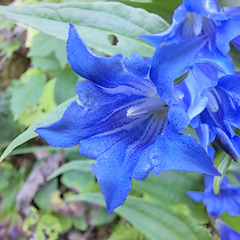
[[0, 0, 240, 239]]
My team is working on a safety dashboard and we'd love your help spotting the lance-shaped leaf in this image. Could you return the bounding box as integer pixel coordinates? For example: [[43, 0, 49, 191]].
[[0, 2, 168, 57], [0, 95, 77, 162], [68, 193, 212, 240]]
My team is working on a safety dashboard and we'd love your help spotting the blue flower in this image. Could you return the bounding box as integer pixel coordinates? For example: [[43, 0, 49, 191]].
[[151, 39, 240, 160], [215, 219, 240, 240], [188, 175, 240, 217], [192, 74, 240, 161], [140, 0, 240, 74], [35, 24, 219, 213]]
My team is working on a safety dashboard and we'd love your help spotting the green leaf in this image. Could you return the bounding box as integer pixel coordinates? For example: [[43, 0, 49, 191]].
[[0, 2, 168, 57], [174, 71, 189, 85], [34, 179, 58, 212], [218, 0, 240, 7], [213, 154, 231, 194], [37, 214, 62, 239], [28, 32, 68, 69], [220, 213, 240, 233], [109, 224, 148, 240], [54, 69, 78, 105], [61, 170, 95, 193], [17, 78, 57, 128], [31, 53, 61, 72], [132, 171, 208, 224], [10, 74, 46, 120], [0, 95, 77, 162], [0, 91, 19, 147], [116, 0, 182, 23], [68, 193, 212, 240], [228, 45, 240, 72], [90, 207, 117, 226], [72, 216, 87, 231], [0, 37, 21, 57], [48, 160, 94, 180]]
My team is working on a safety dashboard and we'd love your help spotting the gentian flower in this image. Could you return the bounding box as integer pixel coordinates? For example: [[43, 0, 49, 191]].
[[192, 74, 240, 161], [188, 175, 240, 217], [173, 64, 240, 160], [150, 38, 240, 160], [215, 219, 240, 240], [35, 24, 219, 213], [140, 0, 240, 74]]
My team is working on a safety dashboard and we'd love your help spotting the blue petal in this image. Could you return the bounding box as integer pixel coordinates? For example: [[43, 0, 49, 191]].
[[216, 220, 240, 240], [217, 86, 240, 129], [91, 137, 135, 214], [67, 23, 138, 88], [36, 80, 142, 148], [195, 124, 210, 152], [91, 112, 169, 213], [167, 104, 190, 131], [216, 14, 240, 55], [187, 191, 204, 202], [183, 0, 225, 20], [184, 64, 218, 120], [140, 5, 187, 47], [232, 35, 240, 51], [215, 128, 240, 161], [123, 53, 149, 78], [150, 35, 208, 106], [136, 127, 220, 176], [194, 45, 235, 74], [190, 176, 240, 217], [218, 75, 240, 104]]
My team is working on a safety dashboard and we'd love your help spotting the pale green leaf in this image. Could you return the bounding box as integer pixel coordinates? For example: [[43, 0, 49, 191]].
[[10, 74, 46, 120], [48, 160, 94, 180], [0, 95, 77, 162], [28, 32, 68, 68], [54, 69, 78, 105], [132, 172, 208, 224], [31, 53, 61, 72], [117, 0, 182, 23], [61, 170, 95, 193], [0, 2, 168, 57]]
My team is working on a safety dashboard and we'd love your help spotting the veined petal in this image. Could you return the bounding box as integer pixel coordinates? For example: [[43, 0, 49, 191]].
[[67, 24, 140, 88], [217, 86, 240, 129], [137, 127, 219, 176], [183, 0, 225, 20], [35, 100, 85, 147], [216, 14, 240, 55], [194, 46, 235, 74], [184, 64, 218, 120], [139, 5, 187, 47], [91, 112, 168, 213], [36, 80, 143, 148], [150, 35, 208, 106], [123, 53, 149, 78], [218, 75, 240, 103], [215, 128, 240, 161], [195, 124, 210, 152], [167, 104, 190, 131]]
